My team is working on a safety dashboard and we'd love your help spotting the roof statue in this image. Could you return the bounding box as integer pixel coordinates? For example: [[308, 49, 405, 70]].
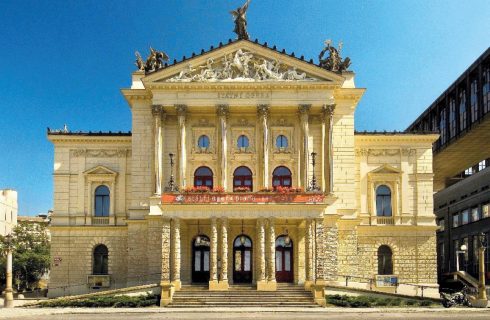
[[230, 0, 251, 40], [319, 40, 351, 73], [135, 47, 169, 73]]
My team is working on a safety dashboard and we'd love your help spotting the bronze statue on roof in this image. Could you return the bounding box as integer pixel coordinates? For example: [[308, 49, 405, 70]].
[[135, 47, 169, 73], [319, 40, 351, 73], [230, 0, 251, 40]]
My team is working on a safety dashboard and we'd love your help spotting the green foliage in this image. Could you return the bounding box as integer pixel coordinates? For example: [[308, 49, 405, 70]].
[[39, 293, 158, 308], [0, 221, 51, 291], [325, 294, 436, 308]]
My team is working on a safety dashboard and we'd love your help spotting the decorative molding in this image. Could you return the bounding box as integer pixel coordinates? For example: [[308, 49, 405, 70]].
[[72, 149, 131, 158]]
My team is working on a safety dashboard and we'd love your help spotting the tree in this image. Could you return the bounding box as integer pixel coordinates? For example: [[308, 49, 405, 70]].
[[0, 221, 50, 291]]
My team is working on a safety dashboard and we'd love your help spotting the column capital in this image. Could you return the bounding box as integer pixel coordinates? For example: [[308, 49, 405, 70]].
[[152, 105, 166, 119], [174, 104, 187, 116], [298, 104, 311, 115], [257, 104, 270, 118], [216, 104, 230, 118], [321, 104, 335, 122]]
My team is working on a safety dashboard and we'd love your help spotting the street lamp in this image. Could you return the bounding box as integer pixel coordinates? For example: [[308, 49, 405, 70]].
[[166, 153, 177, 192], [3, 234, 14, 308], [308, 152, 320, 191], [455, 244, 467, 272]]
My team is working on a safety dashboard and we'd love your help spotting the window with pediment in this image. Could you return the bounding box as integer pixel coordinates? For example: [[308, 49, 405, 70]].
[[367, 165, 401, 222]]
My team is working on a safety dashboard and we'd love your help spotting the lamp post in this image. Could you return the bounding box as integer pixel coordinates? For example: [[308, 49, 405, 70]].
[[3, 234, 14, 308], [455, 244, 467, 272], [477, 232, 487, 301], [167, 153, 177, 192], [308, 152, 320, 191]]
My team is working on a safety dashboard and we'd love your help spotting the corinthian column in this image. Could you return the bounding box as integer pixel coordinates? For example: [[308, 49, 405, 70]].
[[171, 218, 181, 290], [322, 104, 335, 193], [305, 218, 314, 288], [299, 104, 311, 189], [220, 218, 229, 283], [258, 105, 270, 188], [267, 218, 277, 289], [209, 218, 218, 288], [152, 105, 166, 195], [217, 105, 229, 191], [175, 104, 187, 188]]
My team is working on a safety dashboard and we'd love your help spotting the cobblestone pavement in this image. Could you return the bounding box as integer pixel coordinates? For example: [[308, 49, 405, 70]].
[[1, 308, 489, 320]]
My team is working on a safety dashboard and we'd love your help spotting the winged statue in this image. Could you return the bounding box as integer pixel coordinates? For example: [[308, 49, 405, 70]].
[[230, 0, 251, 40]]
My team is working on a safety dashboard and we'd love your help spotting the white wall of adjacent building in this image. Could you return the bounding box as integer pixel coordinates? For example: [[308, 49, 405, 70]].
[[0, 189, 18, 236]]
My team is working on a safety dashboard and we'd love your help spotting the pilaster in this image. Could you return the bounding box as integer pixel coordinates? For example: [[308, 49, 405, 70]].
[[175, 104, 187, 188], [299, 104, 311, 188], [258, 104, 270, 189], [152, 105, 166, 195], [217, 105, 229, 191]]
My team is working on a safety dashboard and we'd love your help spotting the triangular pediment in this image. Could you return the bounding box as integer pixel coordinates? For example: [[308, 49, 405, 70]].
[[369, 164, 401, 175], [143, 40, 345, 84], [83, 165, 118, 176]]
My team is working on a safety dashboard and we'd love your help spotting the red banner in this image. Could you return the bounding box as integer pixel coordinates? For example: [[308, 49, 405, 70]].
[[162, 193, 325, 204]]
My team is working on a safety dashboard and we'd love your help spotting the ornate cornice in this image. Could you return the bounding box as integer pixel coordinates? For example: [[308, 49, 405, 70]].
[[354, 148, 417, 157]]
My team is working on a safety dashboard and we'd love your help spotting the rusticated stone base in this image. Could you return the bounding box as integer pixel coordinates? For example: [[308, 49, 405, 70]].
[[159, 282, 174, 307]]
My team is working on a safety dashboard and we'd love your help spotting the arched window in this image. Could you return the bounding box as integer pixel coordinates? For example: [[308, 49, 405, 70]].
[[233, 166, 253, 191], [197, 135, 210, 149], [94, 185, 110, 217], [272, 166, 292, 188], [194, 166, 213, 189], [93, 244, 109, 275], [377, 245, 393, 275], [276, 135, 288, 148], [237, 135, 249, 149], [376, 185, 392, 217]]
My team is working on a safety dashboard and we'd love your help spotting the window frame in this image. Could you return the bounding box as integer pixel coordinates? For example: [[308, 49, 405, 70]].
[[377, 245, 394, 275], [375, 185, 392, 217], [275, 135, 289, 149], [194, 166, 214, 189], [197, 135, 210, 149], [237, 135, 250, 149], [272, 166, 292, 188], [94, 185, 110, 217], [233, 166, 253, 191], [93, 244, 109, 275]]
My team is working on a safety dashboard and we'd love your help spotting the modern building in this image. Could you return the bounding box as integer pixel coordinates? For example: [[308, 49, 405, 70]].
[[407, 47, 490, 284], [0, 189, 18, 236], [47, 38, 439, 305]]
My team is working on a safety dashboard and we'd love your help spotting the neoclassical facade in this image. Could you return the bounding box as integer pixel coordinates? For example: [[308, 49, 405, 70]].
[[48, 40, 439, 305]]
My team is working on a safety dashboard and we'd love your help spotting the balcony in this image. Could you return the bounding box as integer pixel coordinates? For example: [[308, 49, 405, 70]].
[[161, 190, 325, 204], [92, 216, 110, 225]]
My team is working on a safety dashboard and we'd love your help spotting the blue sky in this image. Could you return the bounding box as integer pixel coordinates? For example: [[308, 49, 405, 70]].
[[0, 0, 489, 215]]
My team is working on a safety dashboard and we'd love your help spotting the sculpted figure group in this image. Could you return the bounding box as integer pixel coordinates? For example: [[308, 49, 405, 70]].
[[135, 47, 169, 73], [318, 40, 351, 73], [167, 49, 314, 82]]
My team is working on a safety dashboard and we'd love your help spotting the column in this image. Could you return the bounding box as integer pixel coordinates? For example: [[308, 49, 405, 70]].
[[3, 244, 13, 308], [171, 218, 181, 290], [217, 105, 230, 190], [159, 218, 173, 306], [299, 104, 311, 189], [313, 217, 326, 306], [258, 105, 270, 188], [152, 105, 165, 195], [209, 217, 219, 289], [175, 104, 187, 188], [325, 104, 335, 193], [256, 218, 267, 290], [220, 218, 229, 285], [267, 218, 277, 290], [305, 219, 314, 289]]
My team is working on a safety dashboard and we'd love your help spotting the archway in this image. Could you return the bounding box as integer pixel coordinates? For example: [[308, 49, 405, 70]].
[[275, 235, 293, 282], [233, 235, 253, 283], [192, 235, 210, 283]]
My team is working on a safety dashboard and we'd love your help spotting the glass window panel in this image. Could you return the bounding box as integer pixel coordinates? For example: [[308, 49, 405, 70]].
[[235, 251, 242, 271], [95, 197, 103, 216], [284, 179, 291, 185], [244, 180, 251, 186], [284, 251, 291, 271], [203, 251, 210, 271], [244, 251, 251, 271], [205, 180, 212, 186], [195, 251, 201, 271], [471, 207, 479, 222], [462, 210, 469, 224], [103, 197, 109, 216], [196, 180, 202, 186], [235, 181, 242, 186], [453, 213, 459, 227], [276, 251, 282, 272], [483, 204, 489, 218]]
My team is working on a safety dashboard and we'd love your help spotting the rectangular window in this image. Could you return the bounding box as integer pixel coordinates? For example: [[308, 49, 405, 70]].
[[440, 108, 447, 144], [449, 98, 456, 138], [461, 209, 469, 225], [438, 218, 445, 232], [453, 213, 459, 227], [479, 160, 486, 171], [483, 67, 490, 114], [483, 203, 489, 218], [464, 167, 474, 176], [470, 79, 479, 123], [471, 207, 480, 222], [459, 89, 467, 131]]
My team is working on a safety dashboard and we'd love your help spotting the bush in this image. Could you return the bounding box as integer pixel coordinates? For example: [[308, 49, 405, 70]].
[[39, 293, 158, 308], [405, 299, 417, 306], [325, 294, 435, 308], [418, 299, 433, 307]]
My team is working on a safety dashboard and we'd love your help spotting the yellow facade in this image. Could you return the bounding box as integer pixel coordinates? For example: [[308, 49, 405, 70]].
[[47, 40, 439, 304]]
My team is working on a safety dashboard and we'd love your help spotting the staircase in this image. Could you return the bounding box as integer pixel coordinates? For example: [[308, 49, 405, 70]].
[[170, 283, 318, 307]]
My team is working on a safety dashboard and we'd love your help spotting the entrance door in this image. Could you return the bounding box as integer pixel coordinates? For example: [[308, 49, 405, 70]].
[[275, 235, 293, 282], [233, 235, 253, 283], [192, 235, 210, 283]]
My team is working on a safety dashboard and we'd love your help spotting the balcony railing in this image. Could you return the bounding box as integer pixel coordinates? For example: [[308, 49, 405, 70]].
[[376, 216, 395, 225], [92, 217, 110, 225]]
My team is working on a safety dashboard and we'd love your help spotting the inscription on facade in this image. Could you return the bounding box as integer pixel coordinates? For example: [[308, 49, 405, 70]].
[[217, 92, 271, 99], [162, 193, 324, 204]]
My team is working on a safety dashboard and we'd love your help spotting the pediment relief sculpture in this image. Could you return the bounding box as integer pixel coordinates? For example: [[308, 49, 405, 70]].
[[165, 49, 319, 83]]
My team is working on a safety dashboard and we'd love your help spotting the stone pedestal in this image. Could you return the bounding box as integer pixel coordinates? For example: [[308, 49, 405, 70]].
[[257, 280, 277, 291], [312, 282, 326, 307], [209, 280, 229, 291], [159, 282, 174, 307]]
